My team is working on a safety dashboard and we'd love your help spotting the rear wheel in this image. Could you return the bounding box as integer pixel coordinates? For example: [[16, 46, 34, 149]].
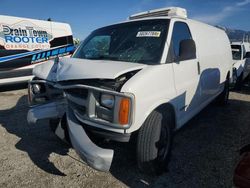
[[234, 73, 243, 90], [216, 76, 230, 105], [137, 110, 173, 175]]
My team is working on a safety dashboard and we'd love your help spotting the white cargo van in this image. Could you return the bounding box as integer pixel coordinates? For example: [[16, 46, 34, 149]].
[[231, 42, 250, 89], [0, 15, 74, 85], [27, 7, 233, 174]]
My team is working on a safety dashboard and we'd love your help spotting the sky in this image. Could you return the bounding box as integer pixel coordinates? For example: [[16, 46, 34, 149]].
[[0, 0, 250, 39]]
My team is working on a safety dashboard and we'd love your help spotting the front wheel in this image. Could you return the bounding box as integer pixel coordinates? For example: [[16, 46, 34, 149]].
[[49, 115, 70, 143], [137, 110, 173, 175]]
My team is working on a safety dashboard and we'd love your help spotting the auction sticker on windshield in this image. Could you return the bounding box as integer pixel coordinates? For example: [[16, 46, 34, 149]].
[[136, 31, 161, 37]]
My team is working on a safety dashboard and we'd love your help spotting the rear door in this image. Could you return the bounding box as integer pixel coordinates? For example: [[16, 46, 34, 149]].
[[168, 21, 201, 121]]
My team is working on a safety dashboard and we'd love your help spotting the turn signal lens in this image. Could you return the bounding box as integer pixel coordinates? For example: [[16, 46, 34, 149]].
[[119, 98, 130, 125]]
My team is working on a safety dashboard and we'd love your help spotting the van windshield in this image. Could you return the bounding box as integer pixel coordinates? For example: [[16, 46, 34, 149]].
[[73, 19, 170, 65], [231, 45, 242, 60]]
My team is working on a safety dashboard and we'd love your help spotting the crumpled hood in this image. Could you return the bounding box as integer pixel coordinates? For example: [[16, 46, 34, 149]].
[[33, 57, 147, 81], [32, 60, 57, 81]]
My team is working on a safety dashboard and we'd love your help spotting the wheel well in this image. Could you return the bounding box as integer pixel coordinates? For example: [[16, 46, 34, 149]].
[[155, 103, 176, 131]]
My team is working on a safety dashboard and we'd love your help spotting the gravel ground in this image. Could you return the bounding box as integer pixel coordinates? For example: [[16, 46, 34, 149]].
[[0, 84, 250, 188]]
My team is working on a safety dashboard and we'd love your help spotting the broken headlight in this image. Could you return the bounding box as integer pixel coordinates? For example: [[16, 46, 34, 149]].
[[28, 79, 64, 106]]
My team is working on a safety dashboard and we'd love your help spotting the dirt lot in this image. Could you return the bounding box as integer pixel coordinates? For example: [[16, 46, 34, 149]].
[[1, 84, 250, 188]]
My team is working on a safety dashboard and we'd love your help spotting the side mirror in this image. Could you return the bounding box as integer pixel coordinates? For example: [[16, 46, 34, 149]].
[[244, 52, 250, 59], [178, 39, 196, 61]]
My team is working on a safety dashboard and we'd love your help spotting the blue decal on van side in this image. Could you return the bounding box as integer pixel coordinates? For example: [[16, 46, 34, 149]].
[[0, 50, 43, 63], [0, 45, 74, 63]]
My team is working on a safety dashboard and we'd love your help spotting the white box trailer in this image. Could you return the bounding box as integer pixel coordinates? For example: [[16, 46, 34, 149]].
[[231, 41, 250, 89], [0, 15, 74, 85], [28, 7, 234, 174]]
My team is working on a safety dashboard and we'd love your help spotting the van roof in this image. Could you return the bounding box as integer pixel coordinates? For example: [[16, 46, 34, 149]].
[[0, 14, 69, 25]]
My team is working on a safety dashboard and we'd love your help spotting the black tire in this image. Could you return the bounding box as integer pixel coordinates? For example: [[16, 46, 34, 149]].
[[49, 118, 60, 132], [234, 73, 243, 90], [137, 110, 173, 175], [216, 76, 230, 105], [49, 115, 71, 143]]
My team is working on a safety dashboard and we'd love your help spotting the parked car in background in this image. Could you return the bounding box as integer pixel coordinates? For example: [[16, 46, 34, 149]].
[[231, 42, 250, 89], [0, 15, 74, 86], [27, 7, 233, 175]]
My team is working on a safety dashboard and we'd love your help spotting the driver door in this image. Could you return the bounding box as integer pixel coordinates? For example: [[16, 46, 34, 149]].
[[168, 21, 201, 123]]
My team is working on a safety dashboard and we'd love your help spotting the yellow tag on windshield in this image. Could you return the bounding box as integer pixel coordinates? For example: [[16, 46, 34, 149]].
[[136, 31, 161, 37]]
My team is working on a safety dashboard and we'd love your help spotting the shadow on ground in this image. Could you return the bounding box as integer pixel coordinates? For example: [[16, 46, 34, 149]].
[[0, 95, 69, 176]]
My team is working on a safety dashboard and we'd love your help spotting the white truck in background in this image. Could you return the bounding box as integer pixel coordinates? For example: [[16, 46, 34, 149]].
[[27, 7, 234, 175], [0, 15, 74, 86], [231, 42, 250, 89]]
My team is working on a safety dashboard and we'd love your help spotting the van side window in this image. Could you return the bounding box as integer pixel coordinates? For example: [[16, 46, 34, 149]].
[[166, 22, 192, 63]]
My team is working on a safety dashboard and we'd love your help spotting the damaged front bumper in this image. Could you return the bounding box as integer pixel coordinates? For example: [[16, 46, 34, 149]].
[[27, 100, 114, 172], [27, 100, 67, 125], [67, 107, 114, 171]]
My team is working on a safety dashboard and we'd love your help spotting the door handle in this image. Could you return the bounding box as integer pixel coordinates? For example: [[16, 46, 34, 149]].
[[197, 61, 201, 75]]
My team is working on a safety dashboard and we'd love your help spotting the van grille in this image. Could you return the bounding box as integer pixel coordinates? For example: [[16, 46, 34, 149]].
[[65, 88, 88, 117], [66, 88, 88, 99]]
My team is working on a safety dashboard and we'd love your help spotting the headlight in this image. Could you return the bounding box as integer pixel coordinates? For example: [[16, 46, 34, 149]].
[[28, 80, 64, 106], [100, 94, 114, 108], [32, 84, 42, 94]]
